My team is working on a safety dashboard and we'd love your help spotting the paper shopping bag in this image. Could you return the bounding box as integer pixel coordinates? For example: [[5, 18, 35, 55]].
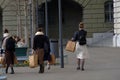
[[0, 56, 4, 64], [0, 56, 6, 68], [29, 53, 38, 68], [14, 55, 18, 64], [65, 40, 76, 52], [48, 54, 56, 65]]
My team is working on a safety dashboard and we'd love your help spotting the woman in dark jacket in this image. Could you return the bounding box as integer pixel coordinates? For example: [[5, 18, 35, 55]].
[[72, 22, 89, 71], [5, 36, 16, 74], [33, 27, 46, 73]]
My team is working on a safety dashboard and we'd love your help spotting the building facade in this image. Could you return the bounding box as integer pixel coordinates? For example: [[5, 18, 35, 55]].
[[113, 0, 120, 47], [0, 0, 113, 46]]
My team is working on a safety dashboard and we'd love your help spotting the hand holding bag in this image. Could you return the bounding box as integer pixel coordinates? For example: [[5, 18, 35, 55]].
[[29, 51, 38, 68], [65, 40, 76, 52]]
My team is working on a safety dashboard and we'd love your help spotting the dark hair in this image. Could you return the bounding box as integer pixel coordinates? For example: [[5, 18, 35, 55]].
[[4, 28, 9, 33], [38, 27, 43, 32]]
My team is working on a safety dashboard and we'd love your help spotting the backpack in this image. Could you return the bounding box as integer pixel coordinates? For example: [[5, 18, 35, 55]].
[[5, 37, 15, 51], [78, 30, 87, 45]]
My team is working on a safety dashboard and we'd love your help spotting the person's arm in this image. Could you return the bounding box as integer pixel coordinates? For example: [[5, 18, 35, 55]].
[[71, 31, 78, 41]]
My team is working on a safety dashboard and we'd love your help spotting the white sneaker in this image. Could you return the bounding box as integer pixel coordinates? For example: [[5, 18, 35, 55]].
[[46, 63, 50, 70]]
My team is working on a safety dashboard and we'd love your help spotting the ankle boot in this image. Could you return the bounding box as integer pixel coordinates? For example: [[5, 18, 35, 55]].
[[38, 65, 41, 73], [10, 67, 14, 74], [5, 67, 8, 74], [39, 64, 44, 73], [81, 68, 85, 71]]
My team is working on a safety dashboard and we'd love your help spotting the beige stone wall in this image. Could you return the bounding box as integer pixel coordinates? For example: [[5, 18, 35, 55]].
[[83, 0, 113, 37], [1, 0, 22, 36], [0, 0, 31, 38], [48, 0, 113, 38], [0, 0, 113, 39], [113, 0, 120, 47], [114, 0, 120, 33]]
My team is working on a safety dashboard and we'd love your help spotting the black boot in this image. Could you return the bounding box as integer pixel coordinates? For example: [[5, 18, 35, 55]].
[[39, 64, 44, 73], [5, 67, 8, 74], [10, 67, 14, 74]]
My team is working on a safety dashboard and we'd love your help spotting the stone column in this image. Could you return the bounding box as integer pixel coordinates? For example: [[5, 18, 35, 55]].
[[113, 0, 120, 47]]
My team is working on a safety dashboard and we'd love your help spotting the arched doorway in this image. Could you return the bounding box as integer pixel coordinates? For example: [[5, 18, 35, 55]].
[[38, 0, 83, 39]]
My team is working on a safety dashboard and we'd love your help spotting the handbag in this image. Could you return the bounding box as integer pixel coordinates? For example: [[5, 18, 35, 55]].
[[65, 40, 76, 52], [29, 53, 38, 68]]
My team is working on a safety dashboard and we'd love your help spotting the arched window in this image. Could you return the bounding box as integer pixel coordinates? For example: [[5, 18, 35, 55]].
[[104, 1, 113, 22]]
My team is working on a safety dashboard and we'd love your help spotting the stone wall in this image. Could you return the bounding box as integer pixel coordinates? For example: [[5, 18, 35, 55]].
[[113, 0, 120, 47], [83, 0, 113, 37], [0, 0, 113, 39], [114, 0, 120, 34]]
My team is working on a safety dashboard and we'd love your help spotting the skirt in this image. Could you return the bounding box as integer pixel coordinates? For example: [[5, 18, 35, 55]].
[[5, 50, 14, 65], [75, 42, 89, 59]]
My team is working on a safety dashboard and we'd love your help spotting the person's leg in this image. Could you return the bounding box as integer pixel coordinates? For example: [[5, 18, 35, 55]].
[[81, 59, 85, 71], [10, 51, 15, 74], [39, 64, 44, 73], [46, 53, 51, 70], [77, 58, 80, 70], [38, 49, 44, 73], [6, 64, 9, 74], [35, 49, 41, 73], [47, 61, 50, 70], [10, 64, 14, 74]]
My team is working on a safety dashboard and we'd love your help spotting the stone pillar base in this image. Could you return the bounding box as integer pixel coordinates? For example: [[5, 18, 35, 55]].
[[113, 34, 120, 47]]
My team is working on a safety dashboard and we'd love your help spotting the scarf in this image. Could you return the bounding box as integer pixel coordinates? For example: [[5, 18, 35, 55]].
[[35, 32, 44, 35]]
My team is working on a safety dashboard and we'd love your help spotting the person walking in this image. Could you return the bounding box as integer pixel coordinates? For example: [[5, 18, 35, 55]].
[[5, 36, 16, 74], [72, 22, 89, 71], [1, 29, 16, 74], [33, 27, 46, 73]]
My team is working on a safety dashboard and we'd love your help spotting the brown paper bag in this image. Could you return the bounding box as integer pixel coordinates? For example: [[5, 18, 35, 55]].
[[0, 56, 4, 64], [29, 53, 38, 68], [0, 56, 6, 68], [49, 54, 56, 65], [65, 40, 76, 52], [14, 55, 18, 64]]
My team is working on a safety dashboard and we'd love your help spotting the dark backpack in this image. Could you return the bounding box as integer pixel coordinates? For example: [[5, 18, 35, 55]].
[[5, 37, 15, 51], [78, 30, 87, 45]]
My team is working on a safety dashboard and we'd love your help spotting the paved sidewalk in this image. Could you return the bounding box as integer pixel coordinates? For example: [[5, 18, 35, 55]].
[[6, 47, 120, 80]]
